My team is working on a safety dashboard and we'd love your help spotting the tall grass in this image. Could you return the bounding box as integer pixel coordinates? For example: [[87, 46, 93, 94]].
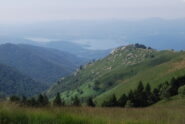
[[0, 98, 184, 124]]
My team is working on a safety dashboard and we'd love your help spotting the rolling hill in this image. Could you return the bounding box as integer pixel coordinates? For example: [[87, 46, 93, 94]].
[[0, 64, 46, 97], [46, 44, 185, 105], [0, 43, 84, 83]]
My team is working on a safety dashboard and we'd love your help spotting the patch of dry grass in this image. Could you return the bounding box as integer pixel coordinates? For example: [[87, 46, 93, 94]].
[[0, 100, 184, 124]]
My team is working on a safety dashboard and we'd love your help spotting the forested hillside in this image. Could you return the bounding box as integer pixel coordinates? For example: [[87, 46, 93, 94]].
[[0, 64, 46, 97], [0, 43, 84, 83]]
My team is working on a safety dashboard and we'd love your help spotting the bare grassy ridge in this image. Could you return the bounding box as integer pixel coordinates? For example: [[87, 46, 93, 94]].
[[0, 97, 184, 124]]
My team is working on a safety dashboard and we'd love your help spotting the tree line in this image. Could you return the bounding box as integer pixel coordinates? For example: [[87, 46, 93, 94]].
[[9, 75, 185, 108], [9, 92, 95, 107], [102, 75, 185, 107]]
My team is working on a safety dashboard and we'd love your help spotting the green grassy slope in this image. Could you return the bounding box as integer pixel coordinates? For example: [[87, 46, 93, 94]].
[[46, 44, 185, 104], [154, 95, 185, 107]]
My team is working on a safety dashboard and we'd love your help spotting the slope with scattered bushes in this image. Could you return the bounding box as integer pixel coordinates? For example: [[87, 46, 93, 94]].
[[47, 44, 185, 105]]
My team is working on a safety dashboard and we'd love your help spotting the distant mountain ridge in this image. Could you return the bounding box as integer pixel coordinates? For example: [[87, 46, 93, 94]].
[[0, 43, 84, 83], [46, 44, 185, 105], [30, 41, 111, 60], [1, 19, 185, 50]]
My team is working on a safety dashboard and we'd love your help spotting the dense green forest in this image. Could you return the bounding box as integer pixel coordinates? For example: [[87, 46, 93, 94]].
[[0, 64, 46, 97]]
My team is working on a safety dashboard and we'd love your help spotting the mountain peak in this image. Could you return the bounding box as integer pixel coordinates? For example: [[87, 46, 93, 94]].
[[110, 44, 153, 55], [110, 46, 126, 55]]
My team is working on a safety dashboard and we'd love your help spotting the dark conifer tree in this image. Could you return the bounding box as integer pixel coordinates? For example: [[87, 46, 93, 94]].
[[127, 90, 135, 105], [137, 81, 144, 93], [43, 95, 49, 106], [21, 96, 27, 105], [134, 81, 145, 107], [168, 77, 178, 96], [144, 83, 152, 105], [30, 97, 37, 107], [53, 93, 64, 106], [87, 97, 95, 107], [27, 97, 36, 107], [128, 90, 134, 100], [108, 94, 117, 107], [118, 94, 127, 107], [72, 96, 81, 106], [37, 94, 45, 107], [151, 88, 160, 103], [145, 83, 151, 95]]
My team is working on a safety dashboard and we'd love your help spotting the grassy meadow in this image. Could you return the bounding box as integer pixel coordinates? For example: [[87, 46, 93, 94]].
[[0, 96, 184, 124]]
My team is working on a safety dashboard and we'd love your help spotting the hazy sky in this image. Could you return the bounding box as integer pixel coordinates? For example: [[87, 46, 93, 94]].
[[0, 0, 185, 24]]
